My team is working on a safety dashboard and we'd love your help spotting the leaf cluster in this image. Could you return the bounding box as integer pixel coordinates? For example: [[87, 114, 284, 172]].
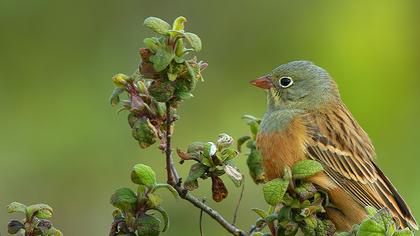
[[237, 115, 267, 184], [177, 133, 243, 202], [109, 16, 207, 149], [6, 202, 62, 235], [251, 160, 334, 236], [337, 207, 414, 236], [110, 164, 177, 236]]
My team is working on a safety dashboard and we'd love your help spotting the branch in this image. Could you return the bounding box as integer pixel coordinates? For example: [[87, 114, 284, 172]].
[[164, 102, 247, 236]]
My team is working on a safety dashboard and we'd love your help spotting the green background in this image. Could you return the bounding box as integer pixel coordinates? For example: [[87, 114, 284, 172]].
[[1, 0, 419, 235]]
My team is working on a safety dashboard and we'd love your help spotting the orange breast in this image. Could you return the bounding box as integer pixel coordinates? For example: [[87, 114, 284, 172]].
[[256, 117, 308, 180]]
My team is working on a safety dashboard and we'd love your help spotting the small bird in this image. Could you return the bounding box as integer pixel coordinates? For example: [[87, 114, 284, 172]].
[[251, 61, 417, 231]]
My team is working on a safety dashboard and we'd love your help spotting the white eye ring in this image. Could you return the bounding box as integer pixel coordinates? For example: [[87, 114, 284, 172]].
[[279, 76, 294, 88]]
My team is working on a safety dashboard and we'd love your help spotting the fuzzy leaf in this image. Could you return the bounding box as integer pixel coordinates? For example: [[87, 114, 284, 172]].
[[26, 204, 53, 219], [149, 48, 175, 72], [136, 214, 161, 236], [7, 202, 27, 214], [151, 206, 169, 232], [292, 160, 324, 179], [251, 208, 268, 218], [184, 163, 208, 191], [131, 164, 157, 187], [366, 206, 378, 217], [184, 32, 202, 51], [262, 178, 289, 206], [220, 148, 239, 161], [393, 228, 414, 236], [132, 117, 158, 148], [357, 219, 385, 236], [148, 80, 175, 102], [110, 187, 137, 212], [143, 37, 160, 52], [146, 193, 162, 208], [247, 148, 266, 184], [237, 135, 251, 152], [172, 16, 187, 31], [143, 17, 170, 35]]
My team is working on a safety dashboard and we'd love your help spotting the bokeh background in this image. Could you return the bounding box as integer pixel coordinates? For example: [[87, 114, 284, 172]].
[[1, 0, 420, 235]]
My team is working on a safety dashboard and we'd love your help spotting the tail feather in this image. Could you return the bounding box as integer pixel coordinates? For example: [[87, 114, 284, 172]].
[[374, 162, 418, 230]]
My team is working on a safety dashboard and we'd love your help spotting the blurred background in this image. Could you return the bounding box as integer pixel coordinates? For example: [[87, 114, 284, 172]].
[[1, 0, 420, 235]]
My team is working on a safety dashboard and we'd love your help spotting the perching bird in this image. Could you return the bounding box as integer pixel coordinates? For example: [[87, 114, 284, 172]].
[[251, 61, 417, 232]]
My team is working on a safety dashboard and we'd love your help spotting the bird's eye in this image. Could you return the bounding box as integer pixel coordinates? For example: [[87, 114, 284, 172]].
[[279, 77, 293, 88]]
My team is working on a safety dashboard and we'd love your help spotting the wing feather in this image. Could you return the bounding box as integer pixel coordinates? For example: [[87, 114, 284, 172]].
[[303, 102, 417, 229]]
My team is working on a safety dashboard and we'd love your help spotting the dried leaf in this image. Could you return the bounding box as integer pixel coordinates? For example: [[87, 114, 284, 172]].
[[211, 175, 228, 202]]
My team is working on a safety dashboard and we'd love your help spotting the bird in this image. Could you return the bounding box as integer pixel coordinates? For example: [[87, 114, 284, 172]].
[[251, 60, 418, 232]]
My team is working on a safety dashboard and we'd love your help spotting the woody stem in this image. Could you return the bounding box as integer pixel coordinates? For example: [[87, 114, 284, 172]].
[[164, 102, 247, 236]]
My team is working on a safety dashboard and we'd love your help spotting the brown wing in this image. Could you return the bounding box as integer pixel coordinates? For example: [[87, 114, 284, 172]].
[[303, 102, 417, 230]]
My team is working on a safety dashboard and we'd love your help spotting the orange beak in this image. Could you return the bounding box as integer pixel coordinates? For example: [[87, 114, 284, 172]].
[[250, 75, 272, 89]]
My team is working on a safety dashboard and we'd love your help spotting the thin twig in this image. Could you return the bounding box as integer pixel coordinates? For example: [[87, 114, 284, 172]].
[[233, 179, 245, 225], [199, 199, 206, 236], [165, 103, 178, 185], [163, 102, 247, 236]]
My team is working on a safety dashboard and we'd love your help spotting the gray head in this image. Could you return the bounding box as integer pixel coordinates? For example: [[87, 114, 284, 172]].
[[251, 61, 339, 111]]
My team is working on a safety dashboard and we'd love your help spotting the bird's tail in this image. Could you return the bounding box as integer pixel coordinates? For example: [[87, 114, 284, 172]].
[[373, 162, 418, 230]]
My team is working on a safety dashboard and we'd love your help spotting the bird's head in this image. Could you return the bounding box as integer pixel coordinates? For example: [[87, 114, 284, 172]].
[[251, 61, 340, 111]]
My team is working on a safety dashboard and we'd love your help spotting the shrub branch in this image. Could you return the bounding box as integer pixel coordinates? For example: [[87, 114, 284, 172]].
[[163, 102, 246, 236]]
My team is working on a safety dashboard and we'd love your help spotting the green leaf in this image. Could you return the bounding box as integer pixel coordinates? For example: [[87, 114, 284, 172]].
[[184, 163, 208, 191], [146, 193, 162, 208], [26, 204, 53, 219], [185, 61, 198, 80], [131, 164, 157, 187], [109, 87, 123, 107], [150, 206, 169, 232], [220, 148, 239, 161], [148, 80, 175, 102], [237, 135, 251, 152], [143, 17, 171, 35], [203, 142, 216, 158], [167, 72, 177, 81], [172, 16, 187, 31], [187, 142, 206, 159], [357, 219, 386, 236], [132, 117, 158, 148], [143, 37, 160, 52], [223, 164, 243, 187], [292, 160, 324, 179], [173, 77, 196, 100], [393, 228, 414, 236], [149, 48, 175, 72], [7, 202, 27, 214], [45, 227, 63, 236], [184, 32, 202, 51], [136, 214, 161, 236], [242, 115, 260, 138], [110, 187, 137, 212], [251, 208, 268, 218], [246, 148, 266, 184], [366, 206, 378, 217], [262, 178, 289, 206]]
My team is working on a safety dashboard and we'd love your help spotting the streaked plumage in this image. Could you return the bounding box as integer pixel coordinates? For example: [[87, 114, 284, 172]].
[[252, 61, 417, 231]]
